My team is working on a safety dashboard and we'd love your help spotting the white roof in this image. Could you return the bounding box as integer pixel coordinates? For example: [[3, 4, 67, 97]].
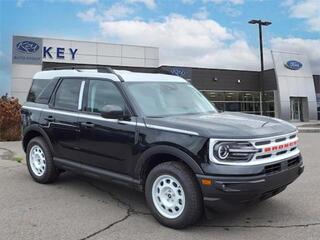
[[33, 69, 186, 83], [114, 70, 186, 82], [33, 70, 120, 81]]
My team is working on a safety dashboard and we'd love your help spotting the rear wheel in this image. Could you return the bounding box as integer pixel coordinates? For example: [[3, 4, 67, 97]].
[[26, 137, 59, 183], [145, 161, 203, 228]]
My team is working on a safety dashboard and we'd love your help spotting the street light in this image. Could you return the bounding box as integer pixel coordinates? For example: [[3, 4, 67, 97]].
[[248, 19, 272, 116]]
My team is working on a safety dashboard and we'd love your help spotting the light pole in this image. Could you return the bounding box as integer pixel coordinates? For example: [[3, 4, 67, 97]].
[[248, 19, 272, 116]]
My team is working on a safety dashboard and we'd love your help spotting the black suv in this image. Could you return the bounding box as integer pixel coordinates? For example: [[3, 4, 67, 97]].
[[21, 68, 304, 228]]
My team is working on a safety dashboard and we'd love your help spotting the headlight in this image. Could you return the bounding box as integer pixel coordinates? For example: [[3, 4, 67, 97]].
[[214, 143, 230, 160], [212, 141, 259, 162]]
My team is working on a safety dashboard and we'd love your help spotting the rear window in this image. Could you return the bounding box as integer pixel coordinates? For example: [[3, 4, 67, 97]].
[[27, 79, 51, 102], [27, 78, 59, 104]]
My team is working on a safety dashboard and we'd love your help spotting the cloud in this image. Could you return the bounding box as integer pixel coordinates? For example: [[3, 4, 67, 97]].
[[69, 0, 98, 4], [77, 4, 319, 73], [16, 0, 27, 7], [271, 37, 320, 74], [127, 0, 156, 9], [286, 0, 320, 32], [77, 3, 134, 22], [17, 0, 98, 7], [181, 0, 194, 4], [103, 3, 134, 20], [99, 15, 260, 70], [205, 0, 245, 5], [220, 5, 242, 17], [192, 7, 209, 19], [77, 8, 99, 22], [281, 0, 295, 6], [205, 0, 243, 17]]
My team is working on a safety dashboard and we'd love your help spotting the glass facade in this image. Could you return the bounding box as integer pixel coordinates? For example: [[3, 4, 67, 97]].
[[201, 90, 275, 117]]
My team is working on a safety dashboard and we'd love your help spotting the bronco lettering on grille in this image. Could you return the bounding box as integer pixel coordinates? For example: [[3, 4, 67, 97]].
[[264, 140, 298, 153]]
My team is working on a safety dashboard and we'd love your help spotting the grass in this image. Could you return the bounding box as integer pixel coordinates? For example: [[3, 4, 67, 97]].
[[13, 156, 23, 163]]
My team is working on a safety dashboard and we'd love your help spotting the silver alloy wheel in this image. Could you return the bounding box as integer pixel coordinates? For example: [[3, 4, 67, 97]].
[[152, 175, 186, 219], [29, 145, 46, 177]]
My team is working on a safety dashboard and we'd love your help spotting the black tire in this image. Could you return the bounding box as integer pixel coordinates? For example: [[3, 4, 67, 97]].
[[145, 161, 203, 229], [26, 137, 59, 184]]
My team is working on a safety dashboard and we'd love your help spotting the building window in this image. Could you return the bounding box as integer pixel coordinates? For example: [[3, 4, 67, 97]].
[[262, 91, 276, 117], [316, 93, 320, 120], [201, 90, 275, 117]]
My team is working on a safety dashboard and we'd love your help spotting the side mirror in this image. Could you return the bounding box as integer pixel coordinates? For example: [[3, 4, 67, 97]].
[[101, 105, 125, 119]]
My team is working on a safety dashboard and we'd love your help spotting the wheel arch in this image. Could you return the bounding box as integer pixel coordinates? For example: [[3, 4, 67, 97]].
[[135, 145, 204, 186], [23, 126, 53, 153]]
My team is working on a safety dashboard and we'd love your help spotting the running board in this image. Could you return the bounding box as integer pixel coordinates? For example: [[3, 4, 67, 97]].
[[53, 157, 142, 191]]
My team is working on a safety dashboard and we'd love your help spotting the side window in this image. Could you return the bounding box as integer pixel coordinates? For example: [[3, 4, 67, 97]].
[[27, 79, 51, 102], [54, 79, 83, 111], [86, 80, 125, 113]]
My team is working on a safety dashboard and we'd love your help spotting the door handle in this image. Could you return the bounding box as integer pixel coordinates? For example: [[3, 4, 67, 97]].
[[44, 116, 55, 122], [80, 122, 95, 128]]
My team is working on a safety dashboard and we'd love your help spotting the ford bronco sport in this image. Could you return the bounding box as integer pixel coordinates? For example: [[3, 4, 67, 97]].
[[21, 68, 304, 228]]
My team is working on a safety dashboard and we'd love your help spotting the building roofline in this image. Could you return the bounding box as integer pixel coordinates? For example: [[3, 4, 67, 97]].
[[160, 65, 275, 73]]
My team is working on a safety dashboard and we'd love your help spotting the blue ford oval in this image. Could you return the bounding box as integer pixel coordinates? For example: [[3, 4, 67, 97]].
[[285, 60, 303, 70], [16, 41, 40, 54]]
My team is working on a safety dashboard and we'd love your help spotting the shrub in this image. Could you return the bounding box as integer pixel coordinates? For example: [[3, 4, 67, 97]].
[[0, 94, 22, 141]]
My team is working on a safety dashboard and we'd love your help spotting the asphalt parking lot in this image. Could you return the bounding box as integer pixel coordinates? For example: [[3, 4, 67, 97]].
[[0, 133, 319, 240]]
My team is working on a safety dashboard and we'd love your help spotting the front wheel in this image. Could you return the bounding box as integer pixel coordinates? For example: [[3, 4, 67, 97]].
[[145, 162, 203, 229]]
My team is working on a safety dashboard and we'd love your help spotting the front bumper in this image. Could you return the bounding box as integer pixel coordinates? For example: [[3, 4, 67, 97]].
[[196, 155, 304, 210]]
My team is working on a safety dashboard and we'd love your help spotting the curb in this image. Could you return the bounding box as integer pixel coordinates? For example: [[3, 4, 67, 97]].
[[297, 128, 320, 133]]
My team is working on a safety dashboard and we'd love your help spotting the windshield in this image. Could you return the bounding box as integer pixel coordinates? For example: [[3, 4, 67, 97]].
[[125, 82, 217, 117]]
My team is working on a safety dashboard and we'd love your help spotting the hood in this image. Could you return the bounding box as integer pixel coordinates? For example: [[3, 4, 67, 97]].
[[144, 112, 297, 139]]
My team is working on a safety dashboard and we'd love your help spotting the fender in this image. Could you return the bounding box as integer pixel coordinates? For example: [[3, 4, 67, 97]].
[[22, 125, 54, 153], [134, 145, 204, 179]]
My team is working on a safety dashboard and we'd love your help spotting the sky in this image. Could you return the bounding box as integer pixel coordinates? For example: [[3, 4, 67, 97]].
[[0, 0, 320, 95]]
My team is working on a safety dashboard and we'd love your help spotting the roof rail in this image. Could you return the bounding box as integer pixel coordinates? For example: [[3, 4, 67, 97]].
[[42, 65, 127, 82], [44, 65, 116, 74]]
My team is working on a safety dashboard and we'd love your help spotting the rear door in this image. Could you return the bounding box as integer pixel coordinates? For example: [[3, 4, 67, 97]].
[[77, 79, 137, 174], [46, 78, 85, 162]]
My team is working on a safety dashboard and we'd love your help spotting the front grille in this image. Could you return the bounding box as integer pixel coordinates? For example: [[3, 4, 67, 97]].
[[289, 134, 297, 139], [264, 163, 281, 174], [255, 140, 271, 146], [209, 131, 300, 166], [256, 154, 272, 159], [264, 156, 301, 174], [288, 157, 300, 167], [276, 150, 287, 155], [275, 137, 286, 142], [251, 132, 299, 165]]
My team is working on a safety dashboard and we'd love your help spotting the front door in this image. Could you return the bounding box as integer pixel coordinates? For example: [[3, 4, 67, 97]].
[[290, 97, 302, 121], [77, 79, 137, 175]]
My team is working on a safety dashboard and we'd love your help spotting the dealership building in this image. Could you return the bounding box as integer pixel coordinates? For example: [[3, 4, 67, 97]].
[[11, 35, 320, 121]]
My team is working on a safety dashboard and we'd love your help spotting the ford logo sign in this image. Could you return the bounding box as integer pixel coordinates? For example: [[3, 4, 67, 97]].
[[170, 68, 185, 77], [16, 41, 40, 54], [284, 60, 303, 70]]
